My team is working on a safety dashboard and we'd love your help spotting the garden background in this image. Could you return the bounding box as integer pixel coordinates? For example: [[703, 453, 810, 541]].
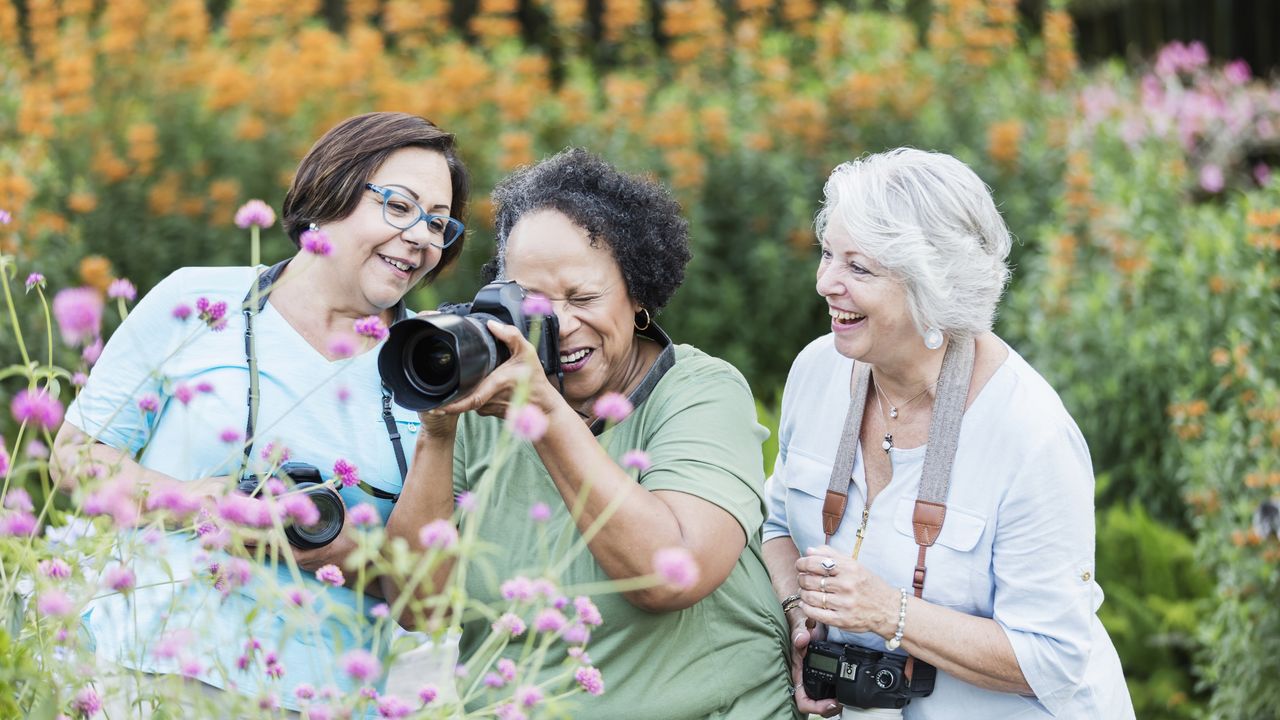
[[1, 0, 1278, 717]]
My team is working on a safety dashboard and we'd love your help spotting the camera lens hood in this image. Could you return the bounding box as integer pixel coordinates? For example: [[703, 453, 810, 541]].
[[379, 314, 502, 411]]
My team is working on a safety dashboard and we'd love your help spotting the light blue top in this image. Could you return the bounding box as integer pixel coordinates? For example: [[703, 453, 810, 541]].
[[67, 266, 421, 711], [763, 335, 1135, 719]]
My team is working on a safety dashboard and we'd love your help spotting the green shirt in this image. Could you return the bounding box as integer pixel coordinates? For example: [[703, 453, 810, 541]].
[[453, 343, 799, 719]]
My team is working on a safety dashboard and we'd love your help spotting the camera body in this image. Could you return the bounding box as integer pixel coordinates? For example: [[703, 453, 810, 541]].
[[237, 462, 345, 550], [803, 640, 936, 710], [379, 281, 561, 411]]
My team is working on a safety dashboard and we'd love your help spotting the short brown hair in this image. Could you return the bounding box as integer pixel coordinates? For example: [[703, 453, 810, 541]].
[[281, 112, 470, 283]]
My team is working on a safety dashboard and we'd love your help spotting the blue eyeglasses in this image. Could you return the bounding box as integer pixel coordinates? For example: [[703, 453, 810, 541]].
[[365, 183, 465, 249]]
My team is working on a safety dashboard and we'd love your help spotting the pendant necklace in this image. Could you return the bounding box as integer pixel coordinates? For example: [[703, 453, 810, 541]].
[[871, 373, 937, 453]]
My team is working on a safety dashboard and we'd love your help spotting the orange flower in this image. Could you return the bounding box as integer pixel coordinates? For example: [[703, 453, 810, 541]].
[[236, 115, 268, 142], [987, 119, 1023, 171], [603, 0, 647, 42], [67, 191, 98, 215], [1211, 347, 1231, 367], [1043, 10, 1079, 88], [498, 131, 534, 172], [79, 255, 115, 292]]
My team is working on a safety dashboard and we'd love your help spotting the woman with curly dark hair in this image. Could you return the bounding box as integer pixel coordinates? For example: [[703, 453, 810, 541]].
[[384, 148, 798, 718]]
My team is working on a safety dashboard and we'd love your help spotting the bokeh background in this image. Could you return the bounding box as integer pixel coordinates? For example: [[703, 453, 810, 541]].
[[1, 1, 1277, 717]]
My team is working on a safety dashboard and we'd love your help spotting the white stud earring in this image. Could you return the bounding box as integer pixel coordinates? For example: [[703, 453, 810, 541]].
[[923, 327, 944, 350]]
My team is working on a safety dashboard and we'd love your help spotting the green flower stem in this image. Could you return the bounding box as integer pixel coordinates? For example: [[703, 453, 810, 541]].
[[34, 286, 51, 370], [0, 259, 33, 376]]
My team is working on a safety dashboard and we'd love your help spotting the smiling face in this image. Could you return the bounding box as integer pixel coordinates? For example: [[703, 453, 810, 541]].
[[503, 209, 645, 412], [317, 147, 454, 314], [816, 223, 920, 366]]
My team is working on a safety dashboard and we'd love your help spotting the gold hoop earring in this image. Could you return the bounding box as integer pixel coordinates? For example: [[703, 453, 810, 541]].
[[634, 308, 651, 331]]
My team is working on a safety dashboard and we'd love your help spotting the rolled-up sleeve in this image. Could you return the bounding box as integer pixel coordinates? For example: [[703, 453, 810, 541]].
[[992, 424, 1097, 716], [761, 445, 791, 543]]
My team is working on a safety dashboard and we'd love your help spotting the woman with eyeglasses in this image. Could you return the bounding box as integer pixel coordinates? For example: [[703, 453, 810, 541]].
[[51, 112, 469, 713]]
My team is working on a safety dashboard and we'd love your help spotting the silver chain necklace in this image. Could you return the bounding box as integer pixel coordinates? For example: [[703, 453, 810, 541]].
[[871, 373, 937, 453]]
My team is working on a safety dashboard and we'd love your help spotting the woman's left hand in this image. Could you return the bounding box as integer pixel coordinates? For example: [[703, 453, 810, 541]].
[[290, 529, 359, 574], [796, 546, 900, 638], [431, 320, 559, 419]]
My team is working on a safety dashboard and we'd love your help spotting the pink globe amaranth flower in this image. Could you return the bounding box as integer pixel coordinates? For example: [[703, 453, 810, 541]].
[[354, 315, 389, 342], [71, 372, 88, 387], [377, 694, 413, 719], [287, 587, 313, 607], [336, 386, 351, 403], [217, 493, 273, 528], [171, 303, 192, 321], [592, 392, 633, 423], [418, 685, 439, 705], [174, 383, 195, 405], [515, 685, 543, 709], [1255, 163, 1273, 187], [496, 658, 517, 682], [531, 578, 557, 600], [145, 487, 202, 518], [137, 393, 160, 414], [653, 546, 700, 589], [455, 491, 476, 511], [37, 589, 74, 617], [1224, 59, 1251, 85], [179, 657, 204, 677], [532, 608, 567, 634], [4, 488, 33, 512], [568, 647, 592, 664], [492, 612, 527, 637], [52, 287, 103, 347], [153, 629, 194, 660], [340, 649, 381, 682], [574, 666, 605, 696], [573, 596, 603, 626], [25, 439, 48, 459], [102, 565, 136, 592], [483, 672, 507, 689], [218, 427, 241, 444], [234, 200, 276, 229], [327, 333, 356, 359], [520, 293, 552, 316], [107, 278, 137, 301], [495, 703, 527, 720], [25, 272, 44, 291], [81, 337, 103, 366], [316, 564, 345, 587], [333, 458, 359, 487], [0, 209, 10, 224], [418, 518, 458, 549], [39, 558, 72, 579], [0, 447, 8, 477], [505, 404, 549, 442], [1, 511, 37, 536], [528, 502, 551, 522], [72, 687, 102, 717], [563, 621, 591, 645], [370, 602, 390, 619], [500, 576, 535, 602], [301, 228, 333, 256], [195, 297, 228, 330], [11, 388, 65, 430], [1199, 164, 1225, 193], [261, 441, 290, 462], [349, 503, 379, 527], [195, 381, 215, 394], [306, 705, 335, 720], [294, 683, 316, 701], [621, 449, 652, 472], [283, 493, 320, 526]]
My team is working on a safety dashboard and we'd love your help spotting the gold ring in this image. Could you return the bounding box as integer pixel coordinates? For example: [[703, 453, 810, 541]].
[[822, 591, 828, 610], [820, 577, 827, 593]]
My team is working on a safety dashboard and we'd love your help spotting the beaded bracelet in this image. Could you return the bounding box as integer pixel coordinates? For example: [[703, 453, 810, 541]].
[[885, 588, 909, 651]]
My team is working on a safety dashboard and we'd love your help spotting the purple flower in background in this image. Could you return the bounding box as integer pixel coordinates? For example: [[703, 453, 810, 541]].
[[172, 303, 192, 321], [71, 372, 88, 386], [0, 511, 37, 536], [575, 666, 605, 696], [455, 491, 476, 512], [219, 427, 241, 444], [39, 558, 71, 579], [515, 685, 543, 709], [294, 684, 316, 701], [574, 596, 603, 626], [24, 273, 44, 291], [301, 228, 333, 256], [1255, 163, 1273, 187], [25, 439, 48, 459], [107, 278, 137, 301], [592, 392, 633, 423], [234, 200, 276, 229], [533, 608, 567, 634], [483, 672, 507, 689], [653, 547, 700, 589], [341, 649, 381, 682], [354, 315, 388, 342], [370, 603, 389, 618], [11, 388, 64, 430], [333, 458, 359, 487], [418, 519, 458, 549], [137, 393, 160, 414], [495, 703, 527, 720], [102, 565, 136, 592], [4, 488, 33, 512], [174, 383, 195, 405], [377, 695, 412, 719], [492, 612, 527, 637], [529, 502, 551, 522], [37, 590, 74, 617], [521, 293, 552, 316], [81, 337, 103, 366], [52, 287, 103, 346], [1224, 59, 1251, 85], [1199, 164, 1225, 193], [496, 658, 517, 682], [418, 685, 439, 705], [195, 297, 228, 331], [283, 494, 320, 526], [500, 576, 535, 602], [621, 449, 651, 472], [506, 404, 548, 442], [0, 209, 10, 224], [72, 687, 101, 717], [328, 334, 356, 359], [316, 564, 345, 587], [349, 503, 379, 527], [287, 588, 313, 607], [145, 487, 202, 517], [0, 446, 7, 477]]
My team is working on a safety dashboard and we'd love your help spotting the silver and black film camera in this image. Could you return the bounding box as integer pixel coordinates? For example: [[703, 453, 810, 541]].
[[803, 640, 936, 710]]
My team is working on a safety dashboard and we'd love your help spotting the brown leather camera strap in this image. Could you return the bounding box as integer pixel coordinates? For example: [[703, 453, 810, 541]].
[[818, 337, 975, 684]]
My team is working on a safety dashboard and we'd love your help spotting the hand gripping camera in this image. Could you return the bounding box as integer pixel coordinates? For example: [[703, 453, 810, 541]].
[[803, 640, 936, 710], [237, 462, 345, 550], [378, 281, 561, 411]]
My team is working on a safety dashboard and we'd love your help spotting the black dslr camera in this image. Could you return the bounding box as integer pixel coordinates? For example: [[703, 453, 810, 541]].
[[378, 281, 561, 411], [803, 640, 936, 710], [237, 462, 345, 550]]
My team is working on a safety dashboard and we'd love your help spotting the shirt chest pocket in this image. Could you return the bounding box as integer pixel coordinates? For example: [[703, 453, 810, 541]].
[[892, 497, 990, 610], [781, 448, 836, 547]]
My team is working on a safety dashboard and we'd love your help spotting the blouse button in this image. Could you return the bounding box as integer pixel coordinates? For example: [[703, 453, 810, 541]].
[[1080, 570, 1092, 582]]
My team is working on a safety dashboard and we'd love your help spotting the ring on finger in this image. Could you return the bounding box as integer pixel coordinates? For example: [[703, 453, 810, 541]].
[[822, 591, 828, 610], [820, 557, 836, 574], [820, 576, 827, 592]]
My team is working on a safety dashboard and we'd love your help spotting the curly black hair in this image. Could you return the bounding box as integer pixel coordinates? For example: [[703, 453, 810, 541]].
[[487, 148, 691, 314]]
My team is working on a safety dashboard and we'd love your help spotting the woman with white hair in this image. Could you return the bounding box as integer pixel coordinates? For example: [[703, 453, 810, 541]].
[[762, 149, 1135, 719]]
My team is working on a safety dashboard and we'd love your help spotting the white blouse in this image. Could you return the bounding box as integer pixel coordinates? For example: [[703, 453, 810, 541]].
[[763, 335, 1135, 719]]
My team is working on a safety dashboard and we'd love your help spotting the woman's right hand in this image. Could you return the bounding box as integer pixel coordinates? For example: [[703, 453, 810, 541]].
[[790, 614, 842, 717]]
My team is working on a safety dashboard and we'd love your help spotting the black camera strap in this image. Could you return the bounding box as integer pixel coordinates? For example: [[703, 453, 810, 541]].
[[241, 260, 407, 501], [819, 336, 976, 682]]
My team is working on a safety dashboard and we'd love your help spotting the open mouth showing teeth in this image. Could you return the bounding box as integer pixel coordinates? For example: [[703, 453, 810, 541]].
[[831, 310, 866, 325], [380, 255, 415, 272], [560, 348, 590, 364]]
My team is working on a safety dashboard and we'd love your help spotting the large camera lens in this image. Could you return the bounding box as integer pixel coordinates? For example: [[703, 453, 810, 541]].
[[285, 482, 345, 550], [379, 313, 505, 411]]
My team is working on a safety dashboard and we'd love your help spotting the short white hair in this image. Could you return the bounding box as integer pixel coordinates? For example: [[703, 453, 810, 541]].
[[815, 148, 1013, 340]]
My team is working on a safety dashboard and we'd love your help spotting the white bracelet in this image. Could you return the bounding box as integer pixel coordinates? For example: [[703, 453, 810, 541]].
[[885, 588, 908, 651]]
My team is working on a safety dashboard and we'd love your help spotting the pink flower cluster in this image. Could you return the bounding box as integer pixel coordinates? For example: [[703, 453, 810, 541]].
[[301, 228, 333, 256], [592, 392, 633, 423], [234, 200, 276, 229], [492, 612, 527, 637], [195, 296, 229, 331], [418, 518, 458, 549], [333, 458, 359, 487], [52, 287, 103, 347], [354, 315, 388, 342], [341, 649, 381, 682], [24, 272, 44, 291], [316, 564, 345, 587], [575, 666, 605, 696], [520, 293, 553, 316], [107, 278, 137, 301], [10, 388, 63, 430], [506, 404, 548, 442], [653, 546, 700, 589]]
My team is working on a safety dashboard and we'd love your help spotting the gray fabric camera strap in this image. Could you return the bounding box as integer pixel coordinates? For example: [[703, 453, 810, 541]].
[[241, 259, 407, 498], [819, 337, 976, 682]]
